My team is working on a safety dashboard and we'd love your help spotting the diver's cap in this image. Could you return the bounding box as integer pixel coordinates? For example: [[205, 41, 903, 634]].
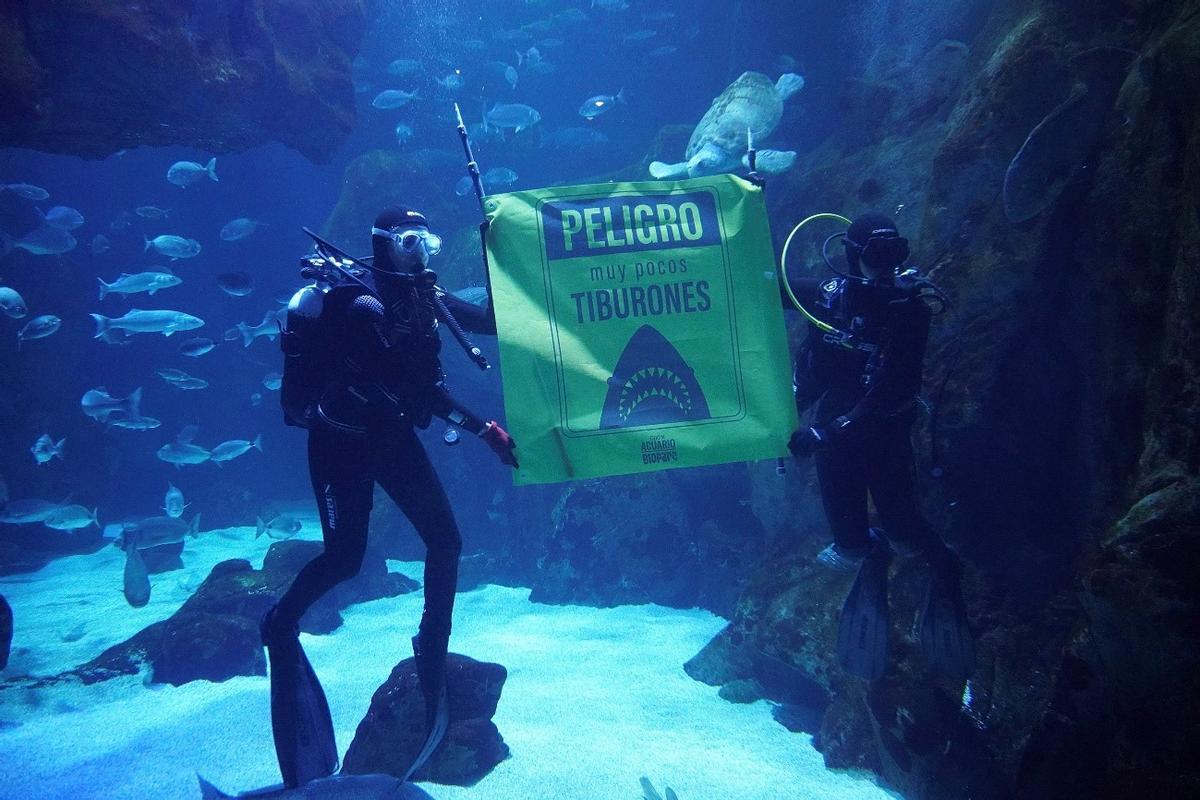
[[845, 212, 909, 270], [372, 205, 429, 236]]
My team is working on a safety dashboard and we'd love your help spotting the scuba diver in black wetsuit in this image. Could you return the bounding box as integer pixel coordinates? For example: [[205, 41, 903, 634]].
[[260, 204, 518, 788], [782, 212, 974, 682]]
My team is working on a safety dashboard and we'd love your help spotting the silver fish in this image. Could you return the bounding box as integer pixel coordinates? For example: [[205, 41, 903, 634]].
[[215, 271, 254, 296], [436, 73, 464, 91], [483, 167, 518, 186], [387, 59, 421, 75], [108, 415, 161, 431], [236, 309, 282, 347], [484, 103, 542, 133], [144, 234, 201, 259], [219, 218, 264, 242], [97, 271, 181, 300], [43, 206, 85, 231], [163, 483, 187, 518], [256, 513, 302, 540], [210, 434, 263, 463], [30, 434, 65, 464], [135, 206, 170, 219], [262, 372, 282, 390], [42, 504, 99, 531], [90, 234, 111, 255], [0, 286, 27, 318], [157, 441, 211, 467], [17, 315, 61, 348], [81, 386, 143, 422], [371, 89, 420, 109], [123, 545, 150, 607], [0, 498, 71, 525], [166, 158, 218, 187], [1, 182, 49, 201], [90, 308, 204, 338], [179, 337, 217, 357], [117, 513, 200, 549], [7, 225, 76, 255], [579, 88, 625, 119]]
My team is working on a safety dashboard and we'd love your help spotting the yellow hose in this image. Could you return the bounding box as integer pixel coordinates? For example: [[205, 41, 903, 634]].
[[780, 213, 851, 336]]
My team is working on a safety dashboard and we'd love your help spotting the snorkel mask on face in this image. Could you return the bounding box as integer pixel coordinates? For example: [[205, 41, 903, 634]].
[[370, 226, 443, 264], [843, 228, 909, 272]]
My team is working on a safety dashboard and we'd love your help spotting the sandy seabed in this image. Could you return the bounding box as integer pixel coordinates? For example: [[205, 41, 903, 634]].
[[0, 514, 895, 800]]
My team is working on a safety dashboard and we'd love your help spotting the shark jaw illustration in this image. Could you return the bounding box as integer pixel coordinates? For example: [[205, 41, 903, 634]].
[[600, 324, 711, 429]]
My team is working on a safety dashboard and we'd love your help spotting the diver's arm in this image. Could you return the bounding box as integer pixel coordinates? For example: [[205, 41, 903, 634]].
[[780, 275, 826, 311], [428, 382, 488, 435], [429, 382, 518, 467], [436, 288, 497, 335]]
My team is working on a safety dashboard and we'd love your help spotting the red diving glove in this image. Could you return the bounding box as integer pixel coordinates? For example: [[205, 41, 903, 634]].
[[481, 421, 519, 468]]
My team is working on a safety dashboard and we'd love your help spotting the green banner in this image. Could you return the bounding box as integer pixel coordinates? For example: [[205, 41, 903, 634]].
[[485, 174, 797, 484]]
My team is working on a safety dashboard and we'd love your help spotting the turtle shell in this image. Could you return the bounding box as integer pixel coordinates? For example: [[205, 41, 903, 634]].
[[684, 72, 785, 162]]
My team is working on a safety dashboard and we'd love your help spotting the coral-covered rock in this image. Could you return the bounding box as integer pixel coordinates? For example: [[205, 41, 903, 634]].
[[0, 1, 365, 161], [342, 653, 509, 786]]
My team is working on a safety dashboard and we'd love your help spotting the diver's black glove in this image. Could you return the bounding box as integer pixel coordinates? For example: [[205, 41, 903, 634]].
[[788, 416, 851, 458], [481, 420, 519, 469]]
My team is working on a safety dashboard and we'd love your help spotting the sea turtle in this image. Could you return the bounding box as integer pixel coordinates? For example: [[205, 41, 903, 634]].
[[649, 71, 804, 180]]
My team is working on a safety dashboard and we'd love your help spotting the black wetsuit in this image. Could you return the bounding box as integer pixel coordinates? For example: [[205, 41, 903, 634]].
[[274, 277, 495, 680], [785, 273, 948, 561]]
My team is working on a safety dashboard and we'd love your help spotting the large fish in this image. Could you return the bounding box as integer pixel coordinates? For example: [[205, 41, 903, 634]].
[[163, 483, 187, 518], [236, 309, 282, 347], [144, 234, 202, 259], [90, 308, 204, 338], [0, 286, 27, 318], [97, 271, 181, 300], [3, 225, 76, 255], [0, 497, 71, 525], [17, 315, 61, 349], [123, 544, 150, 608], [210, 435, 263, 464], [116, 513, 201, 549], [30, 434, 65, 464], [42, 504, 99, 531], [484, 102, 542, 133], [167, 158, 218, 187], [81, 386, 143, 422]]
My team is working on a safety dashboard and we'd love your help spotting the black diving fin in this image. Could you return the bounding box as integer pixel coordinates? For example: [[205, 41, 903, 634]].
[[918, 562, 975, 680], [836, 538, 893, 681], [265, 614, 338, 788], [401, 633, 451, 782]]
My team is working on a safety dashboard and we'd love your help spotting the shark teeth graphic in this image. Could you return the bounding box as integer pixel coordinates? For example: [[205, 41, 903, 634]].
[[599, 325, 711, 430]]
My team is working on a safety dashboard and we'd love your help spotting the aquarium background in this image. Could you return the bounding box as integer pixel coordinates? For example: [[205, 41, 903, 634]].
[[2, 0, 1198, 798]]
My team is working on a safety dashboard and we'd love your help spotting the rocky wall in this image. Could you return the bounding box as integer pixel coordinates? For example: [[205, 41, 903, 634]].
[[0, 0, 365, 161]]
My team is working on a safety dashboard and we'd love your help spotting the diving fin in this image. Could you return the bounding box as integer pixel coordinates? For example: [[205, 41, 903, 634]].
[[836, 539, 892, 681], [918, 562, 975, 680], [265, 614, 338, 788], [401, 633, 450, 782]]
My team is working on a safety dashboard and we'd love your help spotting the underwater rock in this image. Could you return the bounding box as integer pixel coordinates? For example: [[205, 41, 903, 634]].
[[343, 653, 509, 785], [0, 1, 366, 161], [1016, 477, 1200, 796], [75, 544, 417, 686], [1003, 48, 1136, 223]]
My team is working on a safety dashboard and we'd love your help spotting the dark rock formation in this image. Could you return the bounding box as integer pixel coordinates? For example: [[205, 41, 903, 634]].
[[681, 0, 1200, 797], [66, 539, 415, 686], [342, 653, 509, 786], [0, 594, 11, 670], [0, 1, 366, 161]]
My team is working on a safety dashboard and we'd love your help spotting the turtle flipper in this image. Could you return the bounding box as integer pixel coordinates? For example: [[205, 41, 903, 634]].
[[742, 149, 797, 175], [649, 160, 689, 179]]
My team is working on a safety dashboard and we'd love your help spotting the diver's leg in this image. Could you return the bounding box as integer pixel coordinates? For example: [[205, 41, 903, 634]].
[[374, 424, 461, 777], [866, 419, 953, 568], [374, 425, 463, 685], [266, 428, 373, 638], [814, 427, 873, 565]]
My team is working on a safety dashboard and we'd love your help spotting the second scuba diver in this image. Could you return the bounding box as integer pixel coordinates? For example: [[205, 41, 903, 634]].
[[783, 211, 974, 682], [261, 204, 518, 787]]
